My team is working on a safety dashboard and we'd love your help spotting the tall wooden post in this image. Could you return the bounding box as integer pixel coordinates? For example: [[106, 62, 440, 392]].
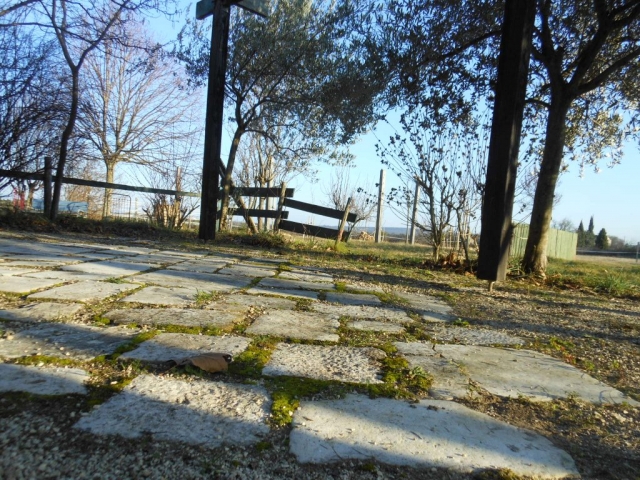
[[43, 157, 52, 217], [477, 0, 536, 283], [198, 0, 231, 241], [409, 179, 420, 245], [375, 169, 385, 243]]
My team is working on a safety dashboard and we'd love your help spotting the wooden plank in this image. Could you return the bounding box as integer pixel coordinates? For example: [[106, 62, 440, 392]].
[[228, 186, 294, 198], [218, 209, 288, 219], [283, 198, 357, 223], [0, 170, 200, 198], [279, 220, 347, 240]]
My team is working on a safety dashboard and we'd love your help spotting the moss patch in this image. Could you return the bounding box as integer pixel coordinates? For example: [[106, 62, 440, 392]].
[[228, 337, 278, 378]]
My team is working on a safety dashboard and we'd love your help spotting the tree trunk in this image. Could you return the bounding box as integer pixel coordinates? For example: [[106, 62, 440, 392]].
[[219, 128, 244, 230], [522, 98, 571, 274], [102, 161, 115, 218], [50, 68, 80, 221]]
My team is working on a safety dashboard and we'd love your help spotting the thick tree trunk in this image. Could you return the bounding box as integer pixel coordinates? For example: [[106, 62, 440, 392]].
[[50, 68, 80, 221], [219, 128, 243, 230], [102, 161, 115, 218], [522, 98, 571, 274]]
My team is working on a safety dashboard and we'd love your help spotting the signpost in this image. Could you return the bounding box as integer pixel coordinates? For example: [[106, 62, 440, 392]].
[[196, 0, 267, 241]]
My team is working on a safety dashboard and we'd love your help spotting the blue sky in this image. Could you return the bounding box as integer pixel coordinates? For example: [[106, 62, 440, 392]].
[[153, 2, 640, 244]]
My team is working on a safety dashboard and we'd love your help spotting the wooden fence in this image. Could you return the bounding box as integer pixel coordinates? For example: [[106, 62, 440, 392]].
[[510, 223, 577, 260]]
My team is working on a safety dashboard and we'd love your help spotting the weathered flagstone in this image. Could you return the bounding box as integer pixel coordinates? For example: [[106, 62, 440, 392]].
[[28, 281, 138, 302], [324, 292, 382, 307], [245, 257, 286, 266], [263, 344, 385, 384], [0, 363, 88, 395], [424, 326, 525, 346], [118, 253, 187, 265], [119, 333, 251, 363], [278, 270, 334, 283], [246, 310, 339, 342], [245, 287, 319, 301], [105, 305, 247, 328], [395, 342, 470, 400], [396, 292, 455, 322], [258, 277, 335, 291], [434, 344, 639, 405], [61, 260, 155, 277], [2, 255, 89, 265], [290, 395, 579, 478], [21, 270, 111, 282], [0, 302, 83, 323], [218, 263, 278, 278], [0, 242, 94, 256], [311, 304, 411, 323], [74, 375, 271, 446], [119, 286, 199, 306], [347, 320, 405, 334], [0, 323, 138, 360], [167, 260, 228, 274], [131, 270, 250, 291], [0, 266, 38, 276], [100, 246, 159, 255], [0, 276, 63, 294], [344, 283, 386, 294], [223, 294, 297, 311]]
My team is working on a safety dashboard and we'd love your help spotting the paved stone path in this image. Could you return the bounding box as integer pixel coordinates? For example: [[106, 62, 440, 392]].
[[1, 235, 637, 478]]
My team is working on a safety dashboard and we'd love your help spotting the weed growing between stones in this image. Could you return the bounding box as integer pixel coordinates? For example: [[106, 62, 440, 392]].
[[158, 324, 224, 336], [103, 277, 129, 284], [194, 290, 217, 305], [109, 331, 159, 359], [228, 337, 278, 378], [266, 376, 347, 427], [12, 354, 83, 369]]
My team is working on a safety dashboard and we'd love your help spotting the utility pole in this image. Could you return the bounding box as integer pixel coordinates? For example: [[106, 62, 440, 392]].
[[477, 0, 536, 286], [409, 179, 420, 245], [375, 169, 386, 243]]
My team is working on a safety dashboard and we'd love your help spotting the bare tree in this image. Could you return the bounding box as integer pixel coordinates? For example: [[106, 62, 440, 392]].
[[323, 165, 376, 228], [79, 23, 197, 218]]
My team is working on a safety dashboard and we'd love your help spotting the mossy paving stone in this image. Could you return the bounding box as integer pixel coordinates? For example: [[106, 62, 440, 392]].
[[74, 375, 271, 447], [246, 310, 339, 342], [27, 281, 138, 303], [290, 394, 579, 479], [0, 302, 84, 323], [118, 286, 200, 306], [130, 270, 250, 291], [263, 343, 385, 384], [311, 303, 412, 323], [119, 333, 251, 363], [0, 323, 139, 360], [60, 260, 157, 277], [0, 363, 88, 395], [105, 305, 247, 328], [258, 277, 336, 291], [245, 287, 319, 301], [324, 292, 382, 307]]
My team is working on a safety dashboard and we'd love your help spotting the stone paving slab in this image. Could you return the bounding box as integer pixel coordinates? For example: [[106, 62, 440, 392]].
[[347, 320, 405, 334], [278, 270, 334, 283], [0, 303, 83, 323], [424, 326, 525, 346], [344, 283, 386, 294], [119, 286, 199, 306], [167, 261, 228, 274], [258, 277, 335, 291], [434, 344, 639, 405], [0, 276, 63, 294], [217, 263, 277, 278], [246, 311, 339, 342], [395, 342, 470, 400], [0, 363, 88, 395], [245, 257, 285, 266], [0, 266, 38, 276], [223, 294, 297, 311], [311, 304, 411, 323], [263, 344, 385, 384], [0, 242, 96, 256], [74, 375, 271, 446], [106, 305, 247, 329], [61, 260, 156, 277], [132, 270, 250, 291], [21, 270, 112, 282], [324, 292, 382, 307], [290, 394, 579, 478], [118, 254, 187, 265], [99, 246, 159, 255], [2, 255, 89, 265], [28, 281, 138, 303], [119, 333, 251, 363], [396, 292, 455, 322], [0, 323, 139, 360], [246, 288, 319, 301]]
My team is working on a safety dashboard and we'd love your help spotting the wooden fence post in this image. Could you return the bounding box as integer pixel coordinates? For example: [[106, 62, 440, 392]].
[[409, 178, 420, 245], [43, 157, 52, 217], [375, 169, 386, 243], [273, 183, 287, 232], [335, 197, 352, 248]]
